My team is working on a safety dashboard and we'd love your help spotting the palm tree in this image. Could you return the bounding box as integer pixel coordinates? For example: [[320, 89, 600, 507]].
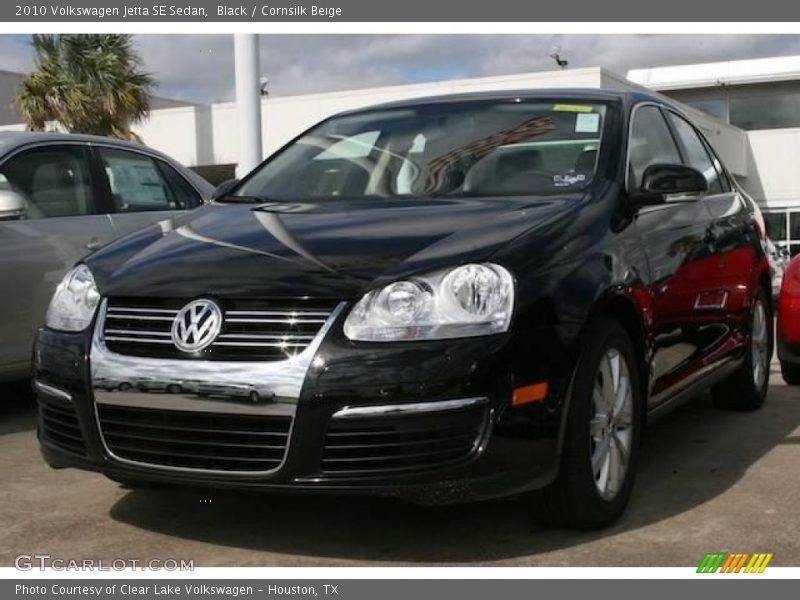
[[16, 34, 155, 140]]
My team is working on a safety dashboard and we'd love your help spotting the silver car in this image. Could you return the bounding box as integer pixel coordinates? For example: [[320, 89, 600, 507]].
[[0, 132, 213, 382], [766, 238, 789, 300]]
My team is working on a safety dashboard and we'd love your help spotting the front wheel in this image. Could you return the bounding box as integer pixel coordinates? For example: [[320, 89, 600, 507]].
[[711, 288, 772, 410], [536, 317, 642, 530]]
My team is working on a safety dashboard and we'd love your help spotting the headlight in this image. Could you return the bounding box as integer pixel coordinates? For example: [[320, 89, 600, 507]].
[[344, 263, 514, 341], [45, 265, 100, 332]]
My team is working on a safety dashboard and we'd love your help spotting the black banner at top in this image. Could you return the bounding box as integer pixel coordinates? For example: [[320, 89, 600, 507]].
[[3, 0, 800, 22]]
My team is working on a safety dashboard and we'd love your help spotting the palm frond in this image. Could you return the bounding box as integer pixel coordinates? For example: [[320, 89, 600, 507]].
[[14, 34, 156, 138]]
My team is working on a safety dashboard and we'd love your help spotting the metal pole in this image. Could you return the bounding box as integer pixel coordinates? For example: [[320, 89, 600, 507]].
[[234, 34, 263, 178]]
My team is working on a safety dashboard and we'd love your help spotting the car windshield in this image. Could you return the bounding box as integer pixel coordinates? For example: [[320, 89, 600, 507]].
[[232, 100, 610, 202]]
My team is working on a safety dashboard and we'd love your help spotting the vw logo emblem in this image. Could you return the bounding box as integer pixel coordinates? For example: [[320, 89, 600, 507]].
[[171, 299, 223, 353]]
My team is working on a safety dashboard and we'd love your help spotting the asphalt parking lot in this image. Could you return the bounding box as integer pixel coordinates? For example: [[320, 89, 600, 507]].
[[1, 361, 798, 568]]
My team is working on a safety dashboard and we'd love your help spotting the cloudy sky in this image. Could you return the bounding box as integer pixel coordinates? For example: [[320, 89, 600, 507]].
[[2, 34, 800, 104]]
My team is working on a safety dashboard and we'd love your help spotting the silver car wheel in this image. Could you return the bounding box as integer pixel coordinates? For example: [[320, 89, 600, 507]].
[[590, 348, 634, 501], [751, 298, 769, 391]]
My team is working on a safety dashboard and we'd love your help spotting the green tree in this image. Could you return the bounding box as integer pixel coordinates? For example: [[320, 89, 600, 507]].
[[16, 34, 155, 140]]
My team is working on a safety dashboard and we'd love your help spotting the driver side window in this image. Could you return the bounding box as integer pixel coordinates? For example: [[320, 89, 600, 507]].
[[665, 112, 724, 195], [628, 106, 682, 193]]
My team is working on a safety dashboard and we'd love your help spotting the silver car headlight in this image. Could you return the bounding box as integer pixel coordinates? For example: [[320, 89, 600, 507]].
[[45, 265, 100, 332], [343, 263, 514, 341]]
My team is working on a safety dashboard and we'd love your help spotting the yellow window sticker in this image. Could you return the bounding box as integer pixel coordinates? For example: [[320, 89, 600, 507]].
[[552, 104, 595, 113]]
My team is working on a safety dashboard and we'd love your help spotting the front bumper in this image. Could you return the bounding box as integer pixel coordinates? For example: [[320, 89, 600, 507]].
[[33, 307, 574, 504]]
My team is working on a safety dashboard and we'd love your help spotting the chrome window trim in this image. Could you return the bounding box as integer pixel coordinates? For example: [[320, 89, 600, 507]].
[[332, 397, 489, 419], [90, 298, 346, 477]]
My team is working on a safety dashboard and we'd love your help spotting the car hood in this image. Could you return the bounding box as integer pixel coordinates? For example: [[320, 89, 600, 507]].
[[88, 196, 582, 299]]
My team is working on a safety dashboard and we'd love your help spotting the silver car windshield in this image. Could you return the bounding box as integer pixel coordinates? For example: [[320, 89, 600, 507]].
[[233, 100, 609, 201]]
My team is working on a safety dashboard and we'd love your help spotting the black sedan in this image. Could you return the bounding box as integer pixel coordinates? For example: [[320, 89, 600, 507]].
[[34, 90, 772, 529]]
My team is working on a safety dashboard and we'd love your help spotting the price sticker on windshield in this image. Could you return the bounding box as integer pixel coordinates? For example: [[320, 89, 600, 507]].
[[576, 113, 601, 133]]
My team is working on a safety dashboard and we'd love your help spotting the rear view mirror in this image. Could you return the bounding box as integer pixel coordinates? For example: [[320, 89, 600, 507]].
[[640, 164, 708, 197], [211, 178, 240, 201], [0, 189, 27, 221]]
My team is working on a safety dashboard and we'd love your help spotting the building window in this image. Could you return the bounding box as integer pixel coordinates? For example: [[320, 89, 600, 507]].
[[729, 93, 800, 130], [765, 211, 787, 242], [685, 99, 729, 122], [764, 208, 800, 256]]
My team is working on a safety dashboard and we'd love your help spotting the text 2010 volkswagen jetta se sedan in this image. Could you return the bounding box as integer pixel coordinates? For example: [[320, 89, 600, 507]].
[[34, 90, 772, 529]]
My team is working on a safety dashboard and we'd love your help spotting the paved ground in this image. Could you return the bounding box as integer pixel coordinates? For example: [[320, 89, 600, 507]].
[[1, 362, 798, 568]]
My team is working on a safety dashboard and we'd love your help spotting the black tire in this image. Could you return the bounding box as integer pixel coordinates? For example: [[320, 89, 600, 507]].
[[536, 317, 643, 530], [711, 288, 772, 410], [780, 361, 800, 385]]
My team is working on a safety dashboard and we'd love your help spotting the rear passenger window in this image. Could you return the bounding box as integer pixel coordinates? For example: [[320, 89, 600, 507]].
[[98, 148, 195, 213], [628, 106, 682, 192], [665, 112, 723, 195]]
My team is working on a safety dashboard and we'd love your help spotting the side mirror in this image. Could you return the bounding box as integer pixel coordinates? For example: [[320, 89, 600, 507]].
[[638, 164, 708, 201], [0, 189, 27, 221], [211, 178, 239, 201]]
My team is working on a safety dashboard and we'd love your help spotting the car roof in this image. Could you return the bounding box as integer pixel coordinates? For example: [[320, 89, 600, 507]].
[[0, 130, 166, 155], [334, 88, 663, 115]]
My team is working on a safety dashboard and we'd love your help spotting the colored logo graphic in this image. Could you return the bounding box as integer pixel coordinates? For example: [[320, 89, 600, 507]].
[[697, 553, 774, 573]]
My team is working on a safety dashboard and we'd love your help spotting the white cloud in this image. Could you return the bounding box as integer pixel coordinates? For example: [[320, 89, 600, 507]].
[[3, 34, 800, 104]]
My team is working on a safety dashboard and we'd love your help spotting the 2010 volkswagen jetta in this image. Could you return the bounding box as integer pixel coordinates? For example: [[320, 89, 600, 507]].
[[34, 90, 772, 529]]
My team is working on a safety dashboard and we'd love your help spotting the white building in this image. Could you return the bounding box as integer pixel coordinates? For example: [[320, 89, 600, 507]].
[[2, 55, 798, 252]]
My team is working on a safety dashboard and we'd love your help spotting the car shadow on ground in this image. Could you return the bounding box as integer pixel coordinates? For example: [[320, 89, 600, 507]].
[[108, 366, 800, 563], [0, 380, 36, 435]]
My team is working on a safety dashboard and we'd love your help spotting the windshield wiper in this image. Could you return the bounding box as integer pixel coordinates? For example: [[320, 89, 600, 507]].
[[215, 194, 270, 204]]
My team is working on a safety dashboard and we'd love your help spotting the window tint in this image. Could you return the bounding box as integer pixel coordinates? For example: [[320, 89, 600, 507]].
[[235, 101, 610, 201], [156, 160, 202, 208], [315, 131, 381, 160], [699, 137, 732, 192], [765, 211, 787, 242], [0, 146, 95, 219], [684, 99, 728, 122], [98, 148, 193, 213], [628, 106, 681, 191], [730, 93, 800, 130], [665, 112, 723, 195], [790, 212, 800, 241]]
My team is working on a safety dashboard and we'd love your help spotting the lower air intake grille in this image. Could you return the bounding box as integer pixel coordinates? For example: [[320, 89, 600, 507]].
[[97, 405, 291, 473], [321, 403, 489, 476], [39, 397, 86, 456]]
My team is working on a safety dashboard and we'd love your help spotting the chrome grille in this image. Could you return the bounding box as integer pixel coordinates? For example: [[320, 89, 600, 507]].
[[97, 404, 292, 473], [39, 397, 87, 456], [102, 298, 338, 361], [321, 403, 489, 476]]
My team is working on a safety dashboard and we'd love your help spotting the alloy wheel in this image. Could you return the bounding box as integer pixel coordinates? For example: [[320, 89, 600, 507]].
[[590, 348, 634, 500], [751, 298, 769, 391]]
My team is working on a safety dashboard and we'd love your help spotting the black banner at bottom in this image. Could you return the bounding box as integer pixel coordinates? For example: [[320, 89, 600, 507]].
[[4, 579, 796, 600]]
